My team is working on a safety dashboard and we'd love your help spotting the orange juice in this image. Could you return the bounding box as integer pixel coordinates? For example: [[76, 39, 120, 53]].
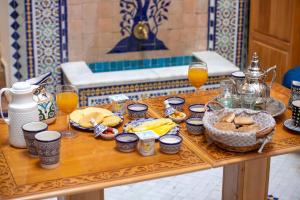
[[56, 92, 78, 114], [188, 67, 208, 88]]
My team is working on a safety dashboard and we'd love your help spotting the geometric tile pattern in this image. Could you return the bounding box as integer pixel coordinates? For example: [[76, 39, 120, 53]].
[[9, 0, 22, 80], [208, 0, 249, 69]]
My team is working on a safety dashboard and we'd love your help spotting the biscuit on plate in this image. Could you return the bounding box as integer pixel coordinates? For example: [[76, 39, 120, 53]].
[[220, 112, 235, 123], [79, 112, 104, 128], [238, 124, 261, 132], [70, 110, 84, 123], [214, 122, 236, 131], [234, 116, 254, 125], [102, 115, 121, 127]]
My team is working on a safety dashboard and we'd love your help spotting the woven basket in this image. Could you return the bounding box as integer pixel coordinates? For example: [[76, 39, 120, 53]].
[[203, 108, 276, 153]]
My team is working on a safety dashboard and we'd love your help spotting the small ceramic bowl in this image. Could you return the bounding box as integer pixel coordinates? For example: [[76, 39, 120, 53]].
[[169, 112, 187, 123], [99, 128, 118, 140], [189, 104, 206, 118], [127, 103, 148, 119], [165, 96, 185, 111], [115, 133, 139, 152], [185, 117, 204, 135], [159, 135, 183, 154]]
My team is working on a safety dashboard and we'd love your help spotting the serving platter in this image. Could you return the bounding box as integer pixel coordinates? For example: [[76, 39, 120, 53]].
[[70, 113, 124, 132], [123, 118, 180, 139], [212, 96, 286, 117]]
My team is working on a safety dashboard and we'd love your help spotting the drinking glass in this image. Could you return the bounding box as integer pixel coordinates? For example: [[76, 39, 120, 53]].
[[218, 80, 234, 108], [56, 85, 78, 138], [240, 91, 257, 109], [188, 61, 208, 94]]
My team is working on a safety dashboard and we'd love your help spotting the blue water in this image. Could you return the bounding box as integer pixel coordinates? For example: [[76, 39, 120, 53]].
[[88, 55, 198, 73]]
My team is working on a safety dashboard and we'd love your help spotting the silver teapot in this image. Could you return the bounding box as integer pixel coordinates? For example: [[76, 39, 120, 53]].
[[232, 52, 277, 110]]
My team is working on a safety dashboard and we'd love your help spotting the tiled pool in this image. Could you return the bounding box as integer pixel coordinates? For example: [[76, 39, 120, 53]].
[[88, 56, 199, 73]]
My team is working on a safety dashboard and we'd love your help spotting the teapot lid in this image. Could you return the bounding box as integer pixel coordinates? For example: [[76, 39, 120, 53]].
[[246, 52, 264, 78], [11, 82, 33, 94]]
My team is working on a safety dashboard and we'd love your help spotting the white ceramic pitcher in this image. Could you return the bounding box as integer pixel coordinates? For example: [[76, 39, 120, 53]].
[[0, 82, 39, 148]]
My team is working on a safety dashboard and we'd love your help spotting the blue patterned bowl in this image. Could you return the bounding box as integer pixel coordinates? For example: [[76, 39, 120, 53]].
[[115, 133, 139, 152], [189, 104, 206, 118], [127, 103, 148, 119], [165, 96, 185, 111], [159, 135, 182, 154], [185, 117, 204, 135]]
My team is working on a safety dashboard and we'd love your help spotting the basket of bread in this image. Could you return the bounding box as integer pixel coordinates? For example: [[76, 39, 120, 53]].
[[203, 108, 276, 153]]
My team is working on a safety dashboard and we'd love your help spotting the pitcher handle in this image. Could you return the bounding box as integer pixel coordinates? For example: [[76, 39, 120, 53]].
[[266, 65, 277, 88], [0, 88, 10, 124]]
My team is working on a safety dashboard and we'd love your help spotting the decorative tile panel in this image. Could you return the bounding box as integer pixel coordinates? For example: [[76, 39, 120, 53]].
[[208, 0, 249, 68]]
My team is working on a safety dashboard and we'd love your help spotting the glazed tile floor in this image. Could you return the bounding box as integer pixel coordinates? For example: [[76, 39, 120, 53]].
[[48, 152, 300, 200], [104, 152, 300, 200]]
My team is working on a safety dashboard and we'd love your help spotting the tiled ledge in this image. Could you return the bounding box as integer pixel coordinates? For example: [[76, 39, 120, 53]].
[[61, 51, 239, 89]]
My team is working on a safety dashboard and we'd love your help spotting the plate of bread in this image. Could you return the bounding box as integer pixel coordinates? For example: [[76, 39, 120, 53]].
[[203, 108, 276, 152], [70, 107, 123, 131]]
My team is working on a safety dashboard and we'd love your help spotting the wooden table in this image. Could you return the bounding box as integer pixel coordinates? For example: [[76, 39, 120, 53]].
[[1, 83, 299, 200]]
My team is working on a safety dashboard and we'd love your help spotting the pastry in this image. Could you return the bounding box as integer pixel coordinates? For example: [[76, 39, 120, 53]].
[[79, 112, 104, 128], [102, 115, 121, 127], [214, 122, 236, 131], [220, 112, 236, 123], [234, 116, 254, 125], [238, 124, 261, 132]]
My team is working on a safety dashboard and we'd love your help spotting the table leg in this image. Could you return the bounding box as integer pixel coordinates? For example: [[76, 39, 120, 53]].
[[59, 189, 104, 200], [222, 157, 270, 200]]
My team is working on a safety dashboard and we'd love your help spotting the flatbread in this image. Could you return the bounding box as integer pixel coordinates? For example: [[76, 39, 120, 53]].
[[214, 122, 236, 131], [234, 116, 254, 125], [79, 112, 104, 128], [102, 115, 121, 127], [238, 124, 261, 132], [70, 110, 84, 123], [220, 112, 235, 123]]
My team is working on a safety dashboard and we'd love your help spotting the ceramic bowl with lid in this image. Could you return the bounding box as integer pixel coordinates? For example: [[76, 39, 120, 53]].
[[115, 133, 139, 152], [159, 135, 182, 154]]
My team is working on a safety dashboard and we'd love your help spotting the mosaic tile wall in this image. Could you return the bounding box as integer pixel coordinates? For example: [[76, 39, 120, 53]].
[[6, 0, 249, 91], [67, 0, 208, 63]]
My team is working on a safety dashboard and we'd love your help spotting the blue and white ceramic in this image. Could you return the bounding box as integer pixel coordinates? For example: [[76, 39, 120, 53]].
[[165, 96, 185, 111], [70, 113, 124, 132], [284, 119, 300, 133], [35, 131, 61, 169], [289, 81, 300, 108], [185, 117, 204, 135], [123, 118, 180, 139], [292, 100, 300, 127], [127, 103, 148, 119], [22, 121, 48, 157], [115, 133, 139, 152], [159, 135, 182, 154], [189, 104, 206, 118]]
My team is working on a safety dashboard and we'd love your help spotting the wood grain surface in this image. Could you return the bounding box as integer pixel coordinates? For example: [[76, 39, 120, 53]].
[[0, 83, 299, 200]]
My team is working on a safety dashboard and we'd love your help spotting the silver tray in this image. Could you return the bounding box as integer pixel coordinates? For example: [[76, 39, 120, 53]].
[[211, 97, 286, 117]]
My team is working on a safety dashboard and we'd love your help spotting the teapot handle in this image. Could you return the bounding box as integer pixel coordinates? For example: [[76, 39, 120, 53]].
[[0, 88, 10, 124], [265, 65, 277, 88]]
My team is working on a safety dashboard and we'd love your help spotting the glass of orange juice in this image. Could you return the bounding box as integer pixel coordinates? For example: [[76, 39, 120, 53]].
[[188, 61, 208, 94], [56, 85, 78, 138]]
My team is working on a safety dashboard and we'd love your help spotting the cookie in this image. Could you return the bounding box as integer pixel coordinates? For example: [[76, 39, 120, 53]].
[[220, 112, 235, 123], [70, 109, 84, 123], [79, 112, 104, 128], [102, 115, 121, 127], [238, 124, 261, 132], [214, 122, 236, 131], [234, 116, 254, 125]]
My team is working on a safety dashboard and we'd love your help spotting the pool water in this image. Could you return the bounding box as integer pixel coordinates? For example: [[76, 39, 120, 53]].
[[88, 55, 199, 73]]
